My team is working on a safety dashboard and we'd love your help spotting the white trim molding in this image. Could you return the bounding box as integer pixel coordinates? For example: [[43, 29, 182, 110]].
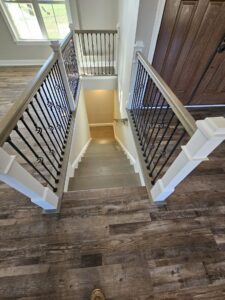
[[114, 130, 145, 186], [72, 138, 92, 170], [64, 138, 92, 192], [151, 117, 225, 202], [89, 123, 113, 127], [0, 60, 46, 66], [0, 147, 58, 210]]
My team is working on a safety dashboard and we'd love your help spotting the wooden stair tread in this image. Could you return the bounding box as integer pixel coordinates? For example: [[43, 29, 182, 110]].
[[68, 173, 141, 191]]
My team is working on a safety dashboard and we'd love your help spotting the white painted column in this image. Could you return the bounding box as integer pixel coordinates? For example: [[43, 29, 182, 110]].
[[0, 148, 59, 210], [151, 117, 225, 202], [50, 40, 76, 112]]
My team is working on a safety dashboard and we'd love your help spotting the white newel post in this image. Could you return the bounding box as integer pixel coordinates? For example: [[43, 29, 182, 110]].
[[151, 117, 225, 202], [0, 148, 59, 210], [50, 41, 76, 112]]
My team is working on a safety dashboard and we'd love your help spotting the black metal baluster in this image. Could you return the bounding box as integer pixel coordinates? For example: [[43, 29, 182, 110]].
[[29, 101, 62, 163], [151, 129, 186, 184], [51, 66, 70, 123], [138, 78, 153, 140], [147, 108, 173, 169], [143, 89, 162, 155], [54, 63, 71, 117], [144, 96, 165, 159], [136, 70, 148, 128], [7, 136, 56, 191], [138, 75, 152, 142], [49, 68, 70, 128], [145, 99, 168, 162], [140, 83, 158, 147], [133, 65, 146, 125], [131, 62, 142, 111], [46, 74, 68, 132], [149, 119, 180, 178], [36, 90, 64, 153], [40, 84, 66, 147], [45, 76, 68, 134], [19, 117, 60, 178], [25, 106, 61, 171]]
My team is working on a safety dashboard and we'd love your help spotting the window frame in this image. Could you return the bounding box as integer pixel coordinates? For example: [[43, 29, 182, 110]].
[[0, 0, 72, 44]]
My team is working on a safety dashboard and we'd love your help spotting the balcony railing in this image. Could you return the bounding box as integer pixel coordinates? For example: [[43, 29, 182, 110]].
[[128, 51, 225, 202], [0, 31, 80, 211], [74, 30, 118, 76]]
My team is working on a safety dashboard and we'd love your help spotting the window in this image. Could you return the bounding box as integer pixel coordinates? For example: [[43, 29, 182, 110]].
[[1, 0, 70, 41]]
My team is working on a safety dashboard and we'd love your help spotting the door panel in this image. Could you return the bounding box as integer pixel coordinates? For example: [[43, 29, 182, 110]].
[[153, 0, 225, 104], [192, 46, 225, 104]]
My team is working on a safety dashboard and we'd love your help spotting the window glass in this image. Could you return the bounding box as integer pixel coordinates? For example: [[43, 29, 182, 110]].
[[39, 3, 69, 39], [2, 0, 70, 40], [5, 2, 43, 39]]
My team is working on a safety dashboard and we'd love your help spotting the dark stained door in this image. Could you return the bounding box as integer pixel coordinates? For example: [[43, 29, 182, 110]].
[[152, 0, 225, 105]]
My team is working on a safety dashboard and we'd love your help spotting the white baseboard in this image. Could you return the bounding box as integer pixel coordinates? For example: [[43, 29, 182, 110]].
[[72, 138, 92, 170], [114, 132, 136, 167], [0, 59, 45, 66], [114, 127, 145, 186], [64, 138, 92, 192], [89, 123, 113, 127]]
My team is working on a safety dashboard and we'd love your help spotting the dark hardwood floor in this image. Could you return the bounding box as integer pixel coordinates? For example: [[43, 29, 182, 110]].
[[0, 66, 40, 120], [1, 70, 225, 298]]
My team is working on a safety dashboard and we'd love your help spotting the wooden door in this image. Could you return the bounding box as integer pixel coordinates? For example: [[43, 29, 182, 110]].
[[153, 0, 225, 105]]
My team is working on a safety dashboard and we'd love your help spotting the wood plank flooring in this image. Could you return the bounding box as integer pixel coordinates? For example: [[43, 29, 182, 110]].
[[1, 71, 225, 299], [0, 66, 40, 120], [0, 139, 225, 299]]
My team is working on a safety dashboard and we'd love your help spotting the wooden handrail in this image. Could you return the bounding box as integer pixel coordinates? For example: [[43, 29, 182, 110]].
[[75, 30, 117, 34], [0, 52, 58, 146], [137, 51, 197, 137], [60, 31, 73, 52]]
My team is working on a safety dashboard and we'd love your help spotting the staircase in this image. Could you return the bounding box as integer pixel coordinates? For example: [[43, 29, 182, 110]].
[[68, 139, 141, 191]]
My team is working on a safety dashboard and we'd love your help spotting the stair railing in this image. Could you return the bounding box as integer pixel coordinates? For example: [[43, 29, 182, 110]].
[[0, 31, 80, 212], [74, 30, 118, 76], [128, 51, 225, 202]]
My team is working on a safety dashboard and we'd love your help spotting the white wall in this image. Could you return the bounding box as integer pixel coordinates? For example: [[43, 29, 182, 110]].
[[135, 0, 159, 58], [0, 11, 51, 62], [117, 0, 140, 117], [85, 90, 114, 124], [135, 0, 166, 62], [75, 0, 118, 29], [69, 88, 90, 164]]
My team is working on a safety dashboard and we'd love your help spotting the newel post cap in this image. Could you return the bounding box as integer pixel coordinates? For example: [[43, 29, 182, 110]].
[[196, 117, 225, 138], [50, 40, 60, 52]]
